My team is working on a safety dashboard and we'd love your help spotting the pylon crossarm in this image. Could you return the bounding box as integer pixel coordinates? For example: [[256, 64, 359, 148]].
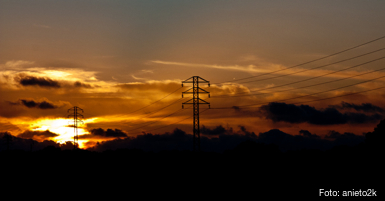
[[183, 99, 209, 104], [197, 76, 209, 83], [197, 98, 210, 104], [182, 87, 194, 94], [183, 88, 209, 94], [182, 76, 195, 83], [183, 76, 210, 83], [183, 77, 210, 83], [197, 87, 209, 93], [182, 98, 194, 104], [182, 81, 209, 83]]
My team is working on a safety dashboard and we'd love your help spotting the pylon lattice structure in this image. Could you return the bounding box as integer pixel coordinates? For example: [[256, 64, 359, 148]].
[[182, 76, 210, 152], [68, 106, 84, 149]]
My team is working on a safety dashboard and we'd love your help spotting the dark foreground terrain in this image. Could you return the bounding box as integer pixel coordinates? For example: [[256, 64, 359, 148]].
[[1, 120, 384, 199], [1, 138, 382, 199]]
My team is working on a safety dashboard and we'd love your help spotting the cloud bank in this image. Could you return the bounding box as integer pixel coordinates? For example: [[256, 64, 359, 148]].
[[259, 102, 384, 125]]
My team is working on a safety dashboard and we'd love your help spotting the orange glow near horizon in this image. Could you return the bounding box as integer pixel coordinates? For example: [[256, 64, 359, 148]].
[[30, 118, 89, 148], [3, 114, 143, 149], [9, 116, 138, 149], [14, 117, 95, 148]]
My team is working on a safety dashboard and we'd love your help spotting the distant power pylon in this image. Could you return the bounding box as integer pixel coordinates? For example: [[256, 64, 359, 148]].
[[67, 106, 84, 149], [182, 76, 210, 152]]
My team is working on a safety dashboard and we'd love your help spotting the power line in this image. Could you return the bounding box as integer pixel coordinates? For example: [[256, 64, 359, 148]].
[[58, 36, 385, 142], [212, 56, 385, 98], [127, 108, 210, 135], [212, 35, 385, 85], [129, 97, 189, 125], [236, 48, 385, 85], [127, 86, 183, 114], [128, 113, 191, 135], [213, 65, 385, 98], [81, 87, 184, 120], [288, 86, 385, 105], [211, 74, 385, 109], [126, 95, 210, 135], [211, 86, 385, 110], [126, 108, 187, 133], [80, 92, 189, 135], [123, 86, 184, 116], [83, 98, 185, 126]]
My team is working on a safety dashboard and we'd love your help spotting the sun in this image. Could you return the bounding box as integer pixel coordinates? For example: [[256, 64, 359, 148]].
[[30, 118, 95, 148]]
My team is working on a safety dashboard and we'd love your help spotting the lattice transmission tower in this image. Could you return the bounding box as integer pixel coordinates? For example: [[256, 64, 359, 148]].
[[182, 76, 210, 152], [67, 106, 84, 149]]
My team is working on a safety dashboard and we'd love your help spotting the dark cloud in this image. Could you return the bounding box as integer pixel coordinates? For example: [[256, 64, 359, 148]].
[[18, 76, 60, 88], [74, 81, 93, 88], [259, 102, 383, 125], [232, 106, 241, 111], [89, 128, 127, 137], [9, 99, 58, 109], [332, 101, 384, 113], [343, 112, 383, 124], [18, 130, 59, 139], [20, 99, 37, 108], [37, 101, 57, 109]]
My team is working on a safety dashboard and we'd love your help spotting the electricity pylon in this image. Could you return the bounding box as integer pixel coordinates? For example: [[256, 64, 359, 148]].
[[182, 76, 210, 152], [68, 106, 84, 149]]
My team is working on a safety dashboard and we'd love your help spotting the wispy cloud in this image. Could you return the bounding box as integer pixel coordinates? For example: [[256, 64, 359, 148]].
[[4, 60, 35, 68], [150, 60, 385, 80], [141, 69, 154, 74], [151, 60, 267, 74], [130, 69, 154, 81], [131, 74, 147, 81]]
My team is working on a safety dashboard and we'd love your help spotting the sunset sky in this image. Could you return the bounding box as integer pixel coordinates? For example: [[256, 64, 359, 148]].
[[1, 0, 385, 149]]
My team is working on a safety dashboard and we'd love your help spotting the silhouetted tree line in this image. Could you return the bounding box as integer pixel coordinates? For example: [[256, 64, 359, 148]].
[[1, 120, 383, 199], [1, 120, 383, 164]]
